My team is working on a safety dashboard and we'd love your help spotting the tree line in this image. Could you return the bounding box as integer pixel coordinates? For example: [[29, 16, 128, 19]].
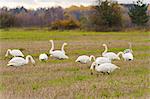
[[0, 0, 149, 31]]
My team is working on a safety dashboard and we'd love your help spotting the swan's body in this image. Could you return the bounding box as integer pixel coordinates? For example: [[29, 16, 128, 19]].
[[5, 49, 24, 57], [7, 55, 35, 67], [95, 57, 111, 65], [75, 55, 95, 64], [119, 52, 134, 61], [61, 43, 67, 54], [124, 42, 133, 53], [39, 53, 48, 61], [49, 40, 69, 59], [102, 44, 120, 60], [90, 62, 120, 74]]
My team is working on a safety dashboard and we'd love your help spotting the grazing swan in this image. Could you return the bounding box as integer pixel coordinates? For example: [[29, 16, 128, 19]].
[[39, 53, 48, 61], [75, 55, 95, 64], [95, 57, 111, 65], [90, 62, 120, 75], [49, 40, 69, 59], [7, 55, 35, 66], [102, 44, 120, 60], [61, 43, 67, 54], [118, 52, 133, 61], [5, 49, 24, 57], [124, 42, 133, 53]]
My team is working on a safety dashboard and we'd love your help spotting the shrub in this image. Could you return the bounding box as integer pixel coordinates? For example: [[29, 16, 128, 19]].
[[51, 19, 80, 30]]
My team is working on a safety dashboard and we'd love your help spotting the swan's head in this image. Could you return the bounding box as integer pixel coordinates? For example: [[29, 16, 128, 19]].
[[90, 55, 95, 61], [102, 44, 106, 47], [49, 40, 53, 42], [90, 62, 96, 75], [63, 43, 67, 46], [117, 57, 120, 60]]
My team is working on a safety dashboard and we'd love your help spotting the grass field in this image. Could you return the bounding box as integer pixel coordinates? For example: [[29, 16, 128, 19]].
[[0, 28, 150, 98]]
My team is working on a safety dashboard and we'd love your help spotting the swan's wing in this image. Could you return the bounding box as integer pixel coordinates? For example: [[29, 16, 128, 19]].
[[12, 50, 24, 57], [9, 57, 25, 64], [51, 51, 68, 59], [96, 57, 111, 64], [96, 64, 109, 72], [103, 52, 118, 59], [124, 53, 133, 60], [39, 54, 48, 60]]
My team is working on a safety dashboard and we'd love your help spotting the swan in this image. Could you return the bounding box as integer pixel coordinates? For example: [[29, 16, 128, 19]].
[[75, 55, 95, 64], [90, 62, 120, 75], [124, 42, 133, 53], [39, 53, 48, 61], [7, 55, 35, 67], [118, 52, 133, 61], [61, 43, 67, 54], [49, 40, 69, 59], [102, 44, 120, 60], [5, 49, 24, 57], [95, 57, 111, 65]]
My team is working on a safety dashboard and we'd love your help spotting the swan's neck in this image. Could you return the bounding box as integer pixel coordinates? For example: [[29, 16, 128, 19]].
[[90, 55, 95, 61], [129, 43, 133, 52], [90, 62, 96, 70], [117, 52, 124, 57], [61, 43, 66, 52], [102, 45, 108, 55], [5, 49, 11, 57], [25, 55, 35, 64], [50, 41, 54, 54]]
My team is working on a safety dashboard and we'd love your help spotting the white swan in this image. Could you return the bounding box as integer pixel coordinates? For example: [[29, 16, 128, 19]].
[[102, 44, 120, 60], [5, 49, 24, 57], [118, 52, 133, 61], [49, 40, 69, 59], [75, 55, 95, 64], [39, 53, 48, 61], [61, 42, 67, 54], [124, 42, 133, 53], [7, 55, 35, 67], [95, 57, 111, 65], [90, 62, 120, 75]]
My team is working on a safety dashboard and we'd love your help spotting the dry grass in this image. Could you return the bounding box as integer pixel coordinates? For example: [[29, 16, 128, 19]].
[[0, 29, 150, 99]]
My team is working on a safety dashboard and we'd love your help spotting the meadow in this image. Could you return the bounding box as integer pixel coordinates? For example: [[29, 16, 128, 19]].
[[0, 28, 150, 98]]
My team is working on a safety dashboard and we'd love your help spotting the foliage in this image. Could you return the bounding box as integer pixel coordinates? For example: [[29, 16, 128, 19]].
[[128, 0, 149, 26], [0, 13, 15, 28], [90, 0, 122, 31], [51, 18, 80, 30]]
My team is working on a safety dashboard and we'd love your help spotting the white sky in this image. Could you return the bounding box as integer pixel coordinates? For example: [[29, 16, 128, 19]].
[[0, 0, 149, 9]]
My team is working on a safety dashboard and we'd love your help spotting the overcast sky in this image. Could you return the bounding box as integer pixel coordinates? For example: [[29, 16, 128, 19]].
[[0, 0, 149, 9]]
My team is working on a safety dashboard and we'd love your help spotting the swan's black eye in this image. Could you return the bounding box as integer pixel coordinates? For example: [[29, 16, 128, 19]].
[[98, 64, 100, 66]]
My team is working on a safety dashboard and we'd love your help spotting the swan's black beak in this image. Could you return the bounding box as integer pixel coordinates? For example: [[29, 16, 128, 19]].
[[91, 72, 93, 75]]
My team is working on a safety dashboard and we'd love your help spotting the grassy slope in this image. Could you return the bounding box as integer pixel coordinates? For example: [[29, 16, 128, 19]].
[[0, 28, 150, 98]]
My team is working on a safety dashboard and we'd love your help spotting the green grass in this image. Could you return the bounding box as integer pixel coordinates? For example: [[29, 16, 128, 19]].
[[48, 75, 92, 86], [0, 28, 149, 98], [0, 28, 149, 41]]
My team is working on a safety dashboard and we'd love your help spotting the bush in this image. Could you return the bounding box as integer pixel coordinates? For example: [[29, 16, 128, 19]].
[[51, 19, 80, 30]]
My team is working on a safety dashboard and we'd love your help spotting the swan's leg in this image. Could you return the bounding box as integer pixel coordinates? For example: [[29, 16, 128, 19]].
[[96, 73, 99, 77]]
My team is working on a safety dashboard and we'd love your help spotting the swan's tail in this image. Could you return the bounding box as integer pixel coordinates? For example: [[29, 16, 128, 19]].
[[117, 66, 120, 69], [7, 63, 15, 66]]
